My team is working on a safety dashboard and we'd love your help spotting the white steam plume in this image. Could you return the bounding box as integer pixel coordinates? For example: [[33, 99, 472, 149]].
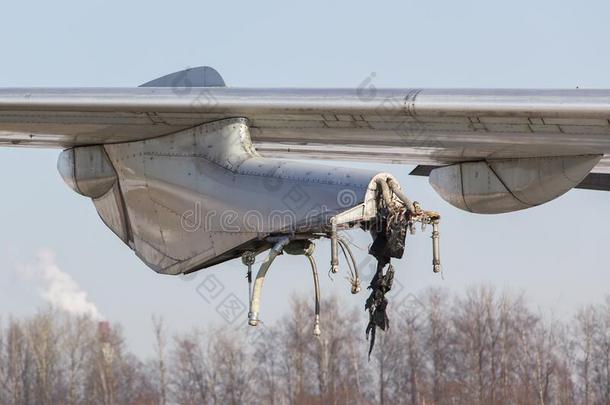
[[32, 249, 103, 320]]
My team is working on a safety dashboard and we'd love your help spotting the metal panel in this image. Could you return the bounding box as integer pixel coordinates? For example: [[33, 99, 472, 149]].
[[57, 145, 117, 198], [428, 155, 602, 214], [101, 118, 383, 275], [92, 183, 129, 243]]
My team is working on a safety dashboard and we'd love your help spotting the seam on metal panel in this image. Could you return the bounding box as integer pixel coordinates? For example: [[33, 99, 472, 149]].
[[486, 162, 533, 207], [103, 145, 134, 243], [459, 163, 472, 212], [136, 236, 182, 262], [71, 149, 84, 196], [149, 197, 186, 221], [140, 151, 365, 187], [142, 154, 170, 252]]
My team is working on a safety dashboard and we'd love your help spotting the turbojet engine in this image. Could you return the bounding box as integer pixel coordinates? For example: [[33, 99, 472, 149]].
[[57, 117, 441, 348]]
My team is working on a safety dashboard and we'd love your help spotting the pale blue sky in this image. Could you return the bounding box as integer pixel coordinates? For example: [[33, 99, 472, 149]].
[[2, 0, 610, 357]]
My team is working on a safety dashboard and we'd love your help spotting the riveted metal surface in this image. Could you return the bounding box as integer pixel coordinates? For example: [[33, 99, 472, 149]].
[[101, 118, 382, 274]]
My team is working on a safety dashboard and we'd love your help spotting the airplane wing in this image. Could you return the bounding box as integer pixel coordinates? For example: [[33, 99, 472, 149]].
[[2, 67, 610, 183]]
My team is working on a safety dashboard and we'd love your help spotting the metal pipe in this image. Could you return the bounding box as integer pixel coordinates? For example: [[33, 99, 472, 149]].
[[337, 239, 355, 278], [248, 237, 290, 326], [338, 238, 361, 294], [432, 219, 441, 273], [387, 178, 415, 212], [307, 254, 322, 336], [241, 251, 256, 307], [376, 178, 393, 208], [330, 217, 339, 273], [248, 264, 253, 304]]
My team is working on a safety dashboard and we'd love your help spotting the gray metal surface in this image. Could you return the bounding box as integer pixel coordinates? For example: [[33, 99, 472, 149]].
[[429, 155, 601, 213], [1, 86, 610, 172], [57, 145, 117, 198], [66, 117, 387, 275]]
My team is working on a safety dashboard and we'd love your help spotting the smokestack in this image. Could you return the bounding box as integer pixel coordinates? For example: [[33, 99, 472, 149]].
[[98, 321, 111, 344], [97, 321, 115, 363]]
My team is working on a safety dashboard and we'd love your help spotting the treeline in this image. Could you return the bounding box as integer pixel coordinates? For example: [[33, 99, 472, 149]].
[[1, 286, 610, 405]]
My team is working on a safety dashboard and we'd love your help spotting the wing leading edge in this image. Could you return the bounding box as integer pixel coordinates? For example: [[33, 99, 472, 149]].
[[2, 67, 610, 173]]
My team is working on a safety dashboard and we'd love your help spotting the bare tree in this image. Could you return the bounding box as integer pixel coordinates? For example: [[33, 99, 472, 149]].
[[24, 310, 61, 404], [423, 288, 453, 405], [280, 297, 315, 404], [4, 286, 610, 404], [217, 330, 252, 404], [171, 331, 212, 404], [3, 319, 32, 405], [312, 297, 363, 405], [152, 316, 168, 405], [61, 315, 95, 405], [593, 296, 610, 405], [574, 306, 598, 405], [252, 326, 283, 405]]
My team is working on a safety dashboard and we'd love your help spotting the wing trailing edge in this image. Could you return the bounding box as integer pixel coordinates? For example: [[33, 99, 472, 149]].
[[410, 165, 610, 192]]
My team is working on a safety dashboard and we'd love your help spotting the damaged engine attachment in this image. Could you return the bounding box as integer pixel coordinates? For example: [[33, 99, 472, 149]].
[[244, 174, 441, 355], [59, 117, 441, 355], [363, 178, 440, 356]]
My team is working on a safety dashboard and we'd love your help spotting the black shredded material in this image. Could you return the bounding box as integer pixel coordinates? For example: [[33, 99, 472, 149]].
[[365, 262, 394, 358], [365, 207, 410, 358]]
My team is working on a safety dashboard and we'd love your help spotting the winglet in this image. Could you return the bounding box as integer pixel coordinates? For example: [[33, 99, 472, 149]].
[[139, 66, 226, 88]]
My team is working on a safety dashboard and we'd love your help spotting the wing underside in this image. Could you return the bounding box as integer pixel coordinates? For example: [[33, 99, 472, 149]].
[[2, 86, 610, 177]]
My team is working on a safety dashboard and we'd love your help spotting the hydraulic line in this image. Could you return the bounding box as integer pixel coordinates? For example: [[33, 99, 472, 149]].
[[248, 236, 290, 326], [306, 252, 322, 336], [387, 178, 415, 212], [338, 237, 361, 294]]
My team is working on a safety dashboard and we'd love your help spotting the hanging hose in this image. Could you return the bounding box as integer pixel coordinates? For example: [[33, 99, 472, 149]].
[[337, 239, 355, 278], [306, 252, 322, 337], [338, 237, 361, 294], [248, 237, 290, 326]]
